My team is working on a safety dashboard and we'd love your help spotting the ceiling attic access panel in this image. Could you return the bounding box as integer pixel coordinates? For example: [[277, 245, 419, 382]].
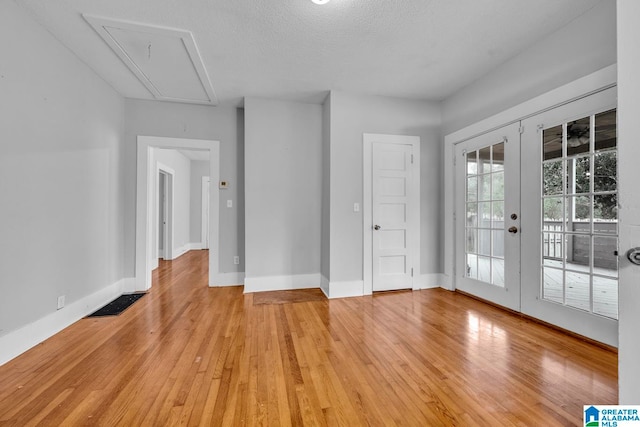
[[84, 15, 217, 105]]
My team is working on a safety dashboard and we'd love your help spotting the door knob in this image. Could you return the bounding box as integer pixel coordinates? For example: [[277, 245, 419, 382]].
[[627, 248, 640, 265], [508, 226, 518, 234], [374, 225, 381, 230]]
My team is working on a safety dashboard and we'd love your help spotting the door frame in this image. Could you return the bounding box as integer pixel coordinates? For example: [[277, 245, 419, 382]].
[[363, 133, 421, 295], [201, 176, 210, 249], [135, 136, 220, 291]]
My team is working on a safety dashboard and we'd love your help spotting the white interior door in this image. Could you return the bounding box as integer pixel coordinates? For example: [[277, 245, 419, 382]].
[[454, 123, 521, 311], [520, 87, 618, 345], [372, 141, 416, 291]]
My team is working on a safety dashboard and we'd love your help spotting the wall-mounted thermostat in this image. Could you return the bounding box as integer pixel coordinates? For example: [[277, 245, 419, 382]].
[[219, 181, 229, 189]]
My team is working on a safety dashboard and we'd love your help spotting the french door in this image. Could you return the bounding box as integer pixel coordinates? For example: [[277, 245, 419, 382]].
[[455, 88, 618, 345], [520, 88, 618, 344], [455, 123, 521, 311]]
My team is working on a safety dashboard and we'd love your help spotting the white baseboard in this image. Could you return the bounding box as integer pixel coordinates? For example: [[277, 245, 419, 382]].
[[0, 277, 133, 367], [328, 280, 364, 299], [171, 244, 190, 260], [414, 274, 445, 290], [213, 272, 245, 287], [189, 242, 204, 251], [320, 275, 330, 297], [244, 273, 321, 293], [440, 274, 454, 291], [121, 277, 137, 294]]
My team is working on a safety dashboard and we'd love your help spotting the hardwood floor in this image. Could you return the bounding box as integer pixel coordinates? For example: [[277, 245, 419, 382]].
[[0, 250, 617, 426]]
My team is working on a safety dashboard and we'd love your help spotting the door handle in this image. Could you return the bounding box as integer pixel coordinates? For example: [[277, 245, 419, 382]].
[[508, 226, 518, 234], [374, 225, 381, 230], [627, 248, 640, 265]]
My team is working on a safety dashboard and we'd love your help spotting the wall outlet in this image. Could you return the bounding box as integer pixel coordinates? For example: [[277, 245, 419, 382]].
[[233, 256, 240, 265], [57, 295, 65, 310]]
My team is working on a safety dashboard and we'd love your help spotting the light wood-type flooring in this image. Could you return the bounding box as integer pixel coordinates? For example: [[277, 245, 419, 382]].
[[0, 250, 617, 426]]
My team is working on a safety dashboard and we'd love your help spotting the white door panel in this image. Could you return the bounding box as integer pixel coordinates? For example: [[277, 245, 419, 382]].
[[372, 140, 415, 291]]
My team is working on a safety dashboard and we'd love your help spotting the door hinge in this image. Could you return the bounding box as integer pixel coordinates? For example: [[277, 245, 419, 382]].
[[411, 154, 414, 164], [537, 124, 544, 133], [411, 268, 414, 277], [453, 155, 457, 166], [518, 125, 524, 134]]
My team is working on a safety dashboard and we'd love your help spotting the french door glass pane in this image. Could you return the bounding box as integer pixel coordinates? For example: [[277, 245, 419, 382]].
[[542, 232, 563, 266], [595, 109, 616, 151], [573, 157, 590, 194], [594, 151, 617, 191], [467, 254, 478, 280], [594, 236, 618, 277], [543, 161, 563, 195], [492, 142, 505, 171], [467, 151, 478, 175], [565, 272, 590, 311], [492, 201, 504, 226], [467, 177, 478, 201], [593, 276, 618, 318], [479, 146, 491, 174], [543, 125, 563, 160], [566, 117, 590, 156], [543, 267, 564, 303]]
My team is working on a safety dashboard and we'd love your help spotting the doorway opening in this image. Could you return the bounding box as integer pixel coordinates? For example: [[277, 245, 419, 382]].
[[135, 136, 220, 291], [155, 166, 174, 267]]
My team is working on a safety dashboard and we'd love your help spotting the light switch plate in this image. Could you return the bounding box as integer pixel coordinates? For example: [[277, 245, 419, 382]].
[[354, 203, 360, 212], [227, 200, 233, 208]]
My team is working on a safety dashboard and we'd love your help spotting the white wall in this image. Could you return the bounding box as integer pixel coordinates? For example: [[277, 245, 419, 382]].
[[442, 0, 617, 135], [244, 98, 323, 291], [0, 1, 125, 362], [328, 92, 442, 294], [617, 0, 640, 404], [154, 149, 192, 259], [124, 100, 244, 275], [190, 160, 210, 246]]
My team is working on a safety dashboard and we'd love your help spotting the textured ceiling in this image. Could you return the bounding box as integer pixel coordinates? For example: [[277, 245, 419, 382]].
[[16, 0, 603, 106]]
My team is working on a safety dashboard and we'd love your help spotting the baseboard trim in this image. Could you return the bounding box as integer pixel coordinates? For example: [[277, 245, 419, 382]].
[[213, 272, 245, 287], [328, 280, 364, 299], [320, 275, 330, 297], [414, 274, 444, 290], [171, 244, 190, 260], [244, 274, 321, 293], [0, 277, 133, 367], [189, 242, 204, 251], [440, 274, 454, 291]]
